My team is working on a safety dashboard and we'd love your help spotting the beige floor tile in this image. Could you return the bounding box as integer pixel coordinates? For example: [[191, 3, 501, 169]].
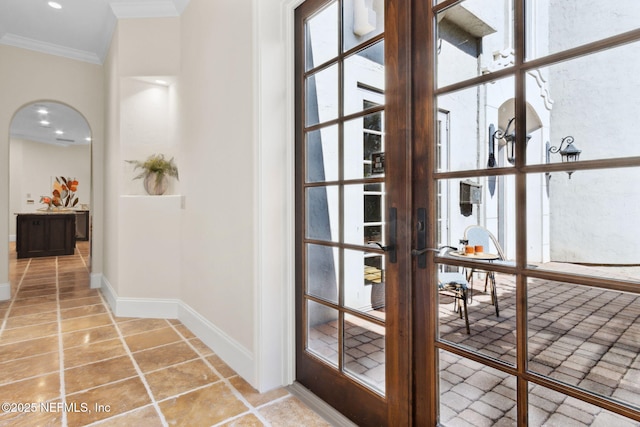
[[116, 318, 171, 336], [228, 376, 289, 408], [188, 337, 214, 355], [145, 359, 221, 401], [124, 326, 182, 353], [0, 373, 60, 403], [173, 324, 196, 339], [91, 405, 164, 427], [258, 397, 332, 427], [219, 413, 265, 426], [59, 289, 100, 300], [0, 400, 64, 427], [59, 296, 104, 310], [66, 377, 152, 426], [4, 310, 59, 329], [63, 325, 120, 348], [61, 313, 113, 333], [206, 354, 238, 378], [8, 301, 58, 317], [65, 355, 138, 394], [60, 303, 107, 319], [0, 352, 60, 385], [159, 382, 248, 427], [0, 335, 58, 363], [10, 294, 57, 308], [133, 341, 199, 373], [64, 338, 127, 368], [0, 322, 58, 344]]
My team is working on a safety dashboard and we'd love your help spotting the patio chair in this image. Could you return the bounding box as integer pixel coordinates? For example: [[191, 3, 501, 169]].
[[463, 225, 506, 317], [438, 271, 470, 334]]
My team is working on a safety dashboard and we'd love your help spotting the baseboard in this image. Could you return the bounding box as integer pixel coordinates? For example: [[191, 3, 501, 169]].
[[0, 283, 10, 301], [99, 276, 179, 319], [178, 302, 255, 385], [98, 276, 255, 388], [287, 382, 358, 427]]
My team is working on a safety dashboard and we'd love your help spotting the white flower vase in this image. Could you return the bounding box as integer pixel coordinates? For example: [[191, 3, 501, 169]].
[[143, 173, 169, 195]]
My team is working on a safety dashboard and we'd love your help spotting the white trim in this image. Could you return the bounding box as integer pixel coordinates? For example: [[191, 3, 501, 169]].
[[99, 275, 254, 389], [110, 1, 180, 19], [90, 273, 102, 289], [283, 0, 303, 387], [0, 283, 10, 301], [0, 34, 102, 65], [9, 234, 15, 242], [178, 302, 254, 385]]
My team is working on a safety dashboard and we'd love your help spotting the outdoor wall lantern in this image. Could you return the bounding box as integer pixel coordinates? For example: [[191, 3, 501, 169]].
[[546, 136, 582, 178], [492, 117, 531, 165]]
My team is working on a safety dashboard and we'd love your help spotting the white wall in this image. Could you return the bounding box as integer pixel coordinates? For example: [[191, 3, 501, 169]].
[[178, 0, 256, 360], [101, 0, 294, 391], [0, 44, 104, 298]]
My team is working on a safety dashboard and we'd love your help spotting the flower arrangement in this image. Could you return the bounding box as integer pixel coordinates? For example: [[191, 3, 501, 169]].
[[39, 195, 53, 208]]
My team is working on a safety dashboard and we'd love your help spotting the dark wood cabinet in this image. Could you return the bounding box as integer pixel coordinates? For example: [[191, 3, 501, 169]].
[[16, 213, 76, 259]]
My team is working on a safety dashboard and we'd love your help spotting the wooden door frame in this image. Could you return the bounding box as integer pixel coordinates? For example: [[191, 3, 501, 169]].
[[385, 0, 413, 424]]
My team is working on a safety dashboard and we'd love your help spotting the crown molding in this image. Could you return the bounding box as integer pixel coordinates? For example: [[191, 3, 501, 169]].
[[0, 33, 101, 65], [110, 0, 180, 19]]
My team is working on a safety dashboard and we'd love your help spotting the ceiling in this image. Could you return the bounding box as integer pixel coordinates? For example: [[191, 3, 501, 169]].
[[2, 0, 189, 146]]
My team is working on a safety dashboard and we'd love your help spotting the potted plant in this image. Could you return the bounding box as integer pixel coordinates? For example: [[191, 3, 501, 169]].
[[126, 154, 179, 195]]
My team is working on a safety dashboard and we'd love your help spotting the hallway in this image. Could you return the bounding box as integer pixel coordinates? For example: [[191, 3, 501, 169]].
[[0, 243, 330, 427]]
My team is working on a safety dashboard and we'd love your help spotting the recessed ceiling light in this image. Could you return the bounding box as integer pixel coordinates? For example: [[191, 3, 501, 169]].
[[38, 108, 49, 115], [48, 1, 62, 9], [55, 130, 64, 135], [155, 79, 168, 85], [85, 137, 92, 142], [40, 120, 50, 126]]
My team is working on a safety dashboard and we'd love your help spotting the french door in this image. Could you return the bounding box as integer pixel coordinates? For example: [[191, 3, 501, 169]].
[[296, 0, 640, 425]]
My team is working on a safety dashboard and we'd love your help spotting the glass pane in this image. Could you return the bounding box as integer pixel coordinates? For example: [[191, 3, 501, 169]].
[[344, 41, 385, 116], [345, 112, 384, 180], [306, 244, 339, 304], [529, 383, 640, 426], [439, 349, 516, 426], [344, 184, 385, 246], [528, 279, 640, 409], [306, 126, 339, 183], [307, 299, 339, 367], [436, 76, 515, 172], [306, 186, 339, 242], [344, 249, 385, 318], [305, 1, 339, 71], [438, 262, 517, 365], [436, 0, 513, 88], [343, 0, 384, 52], [344, 313, 385, 394], [306, 64, 339, 127], [436, 176, 517, 261], [526, 169, 640, 280], [526, 41, 640, 166], [526, 0, 640, 61]]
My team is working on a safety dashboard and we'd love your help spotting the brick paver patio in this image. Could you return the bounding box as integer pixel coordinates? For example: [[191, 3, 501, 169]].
[[308, 264, 640, 426]]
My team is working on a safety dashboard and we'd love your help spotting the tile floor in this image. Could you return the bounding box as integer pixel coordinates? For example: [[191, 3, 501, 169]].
[[0, 242, 332, 427]]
